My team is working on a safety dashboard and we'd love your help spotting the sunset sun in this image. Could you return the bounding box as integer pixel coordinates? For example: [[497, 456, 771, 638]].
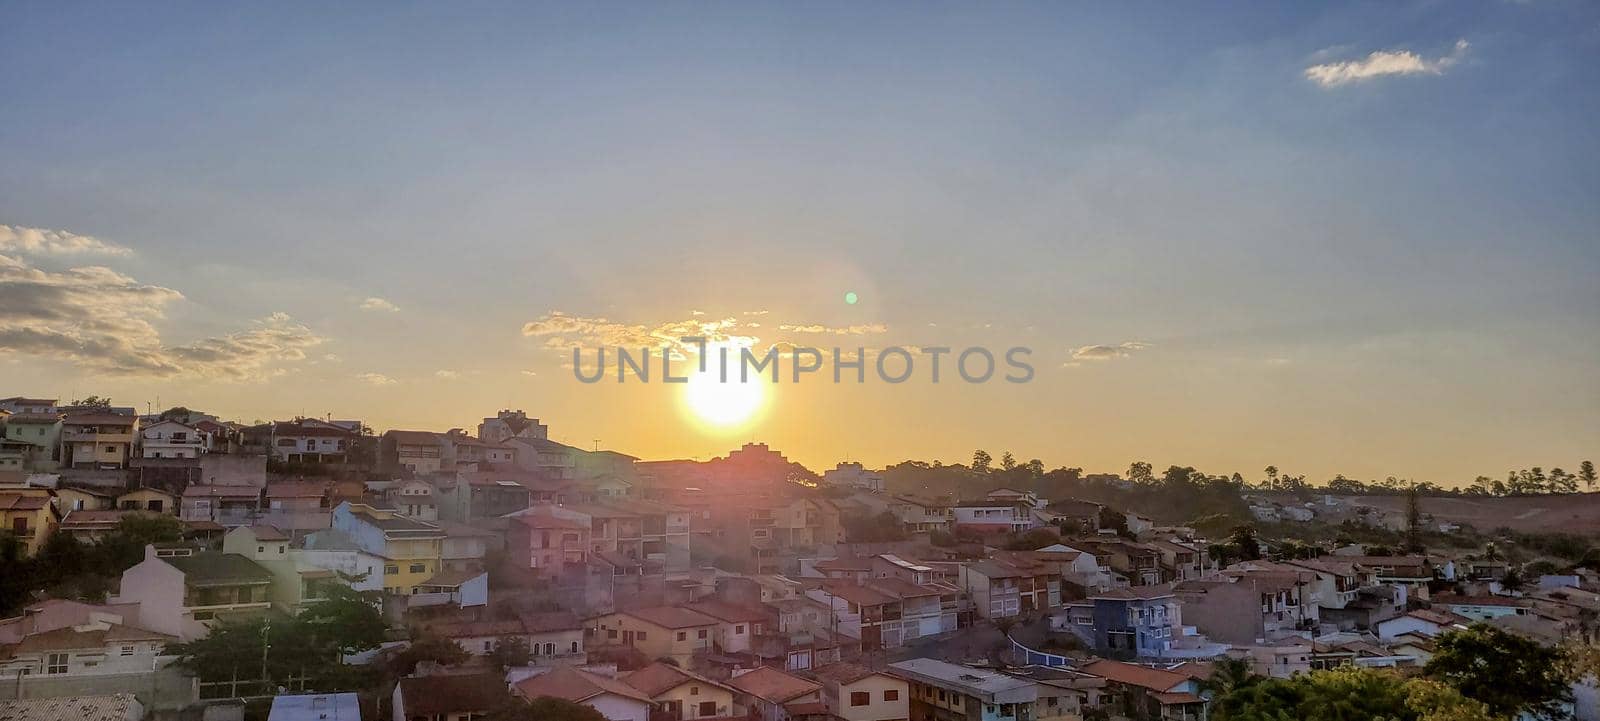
[[681, 350, 768, 429]]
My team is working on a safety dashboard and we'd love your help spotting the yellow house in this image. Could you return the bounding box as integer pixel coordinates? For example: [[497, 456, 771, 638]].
[[621, 661, 744, 720], [0, 490, 62, 557], [590, 606, 720, 665], [117, 487, 179, 514], [329, 502, 444, 594], [54, 485, 118, 512], [816, 663, 911, 721]]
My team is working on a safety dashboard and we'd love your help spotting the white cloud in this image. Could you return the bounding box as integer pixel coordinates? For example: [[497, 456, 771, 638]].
[[359, 297, 400, 313], [777, 323, 888, 336], [435, 369, 460, 379], [0, 225, 131, 256], [0, 251, 322, 379], [1070, 341, 1151, 361], [356, 372, 397, 386], [1305, 39, 1469, 87]]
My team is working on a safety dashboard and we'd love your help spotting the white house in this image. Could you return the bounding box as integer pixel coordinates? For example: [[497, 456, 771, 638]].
[[139, 420, 207, 459]]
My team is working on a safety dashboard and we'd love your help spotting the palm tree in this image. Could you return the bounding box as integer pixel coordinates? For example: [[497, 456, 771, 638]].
[[1200, 656, 1260, 698]]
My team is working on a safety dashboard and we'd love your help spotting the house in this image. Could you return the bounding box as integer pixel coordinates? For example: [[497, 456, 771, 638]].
[[1430, 593, 1532, 621], [951, 500, 1033, 534], [684, 598, 771, 654], [442, 470, 535, 521], [1062, 585, 1183, 661], [1032, 545, 1114, 592], [139, 420, 206, 459], [814, 662, 910, 721], [1046, 499, 1103, 534], [292, 528, 387, 594], [1076, 659, 1208, 721], [437, 430, 516, 472], [0, 397, 57, 415], [887, 658, 1037, 721], [514, 666, 652, 721], [117, 486, 177, 514], [985, 488, 1043, 508], [59, 509, 156, 541], [1175, 569, 1316, 645], [959, 556, 1061, 619], [589, 606, 721, 665], [885, 496, 953, 534], [61, 413, 138, 470], [54, 484, 118, 512], [392, 672, 509, 721], [386, 479, 439, 520], [0, 489, 59, 557], [114, 544, 274, 639], [823, 462, 885, 492], [1005, 666, 1111, 721], [477, 409, 548, 445], [180, 484, 263, 527], [727, 666, 826, 721], [262, 481, 331, 530], [329, 502, 445, 595], [507, 507, 591, 574], [621, 661, 744, 721], [253, 418, 358, 464], [0, 617, 174, 683], [1149, 540, 1205, 582], [221, 526, 358, 612], [268, 693, 361, 721], [380, 430, 444, 475], [428, 611, 584, 663], [568, 498, 693, 574], [1, 413, 62, 471], [1334, 556, 1434, 603]]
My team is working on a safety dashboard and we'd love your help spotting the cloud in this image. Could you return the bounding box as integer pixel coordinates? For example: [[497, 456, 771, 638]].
[[356, 372, 397, 386], [1070, 341, 1151, 361], [0, 225, 131, 256], [777, 323, 888, 335], [359, 297, 400, 313], [435, 369, 460, 379], [0, 252, 323, 379], [521, 311, 758, 357], [1305, 39, 1469, 87]]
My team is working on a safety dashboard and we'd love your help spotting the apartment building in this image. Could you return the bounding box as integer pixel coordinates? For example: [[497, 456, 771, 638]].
[[565, 498, 692, 574], [0, 413, 61, 471], [429, 611, 586, 665], [952, 501, 1033, 534], [507, 506, 591, 573], [886, 496, 953, 534], [138, 420, 206, 459], [888, 658, 1037, 721], [328, 502, 445, 594], [959, 557, 1061, 619], [379, 430, 443, 475], [61, 413, 138, 470], [180, 484, 262, 527], [115, 544, 274, 640], [1062, 585, 1183, 661]]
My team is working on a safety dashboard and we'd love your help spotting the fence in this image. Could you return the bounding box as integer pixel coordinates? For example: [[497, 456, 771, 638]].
[[1009, 634, 1073, 667]]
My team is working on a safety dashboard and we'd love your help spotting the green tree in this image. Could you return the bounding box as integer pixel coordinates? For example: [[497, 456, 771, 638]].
[[1200, 656, 1259, 697], [1127, 461, 1154, 485], [489, 636, 532, 670], [971, 450, 992, 474], [388, 634, 470, 676], [296, 584, 386, 656], [1425, 625, 1572, 720], [1213, 666, 1494, 721], [1229, 525, 1261, 561], [487, 697, 606, 721], [1404, 485, 1424, 553], [1000, 452, 1017, 472], [1580, 461, 1597, 492]]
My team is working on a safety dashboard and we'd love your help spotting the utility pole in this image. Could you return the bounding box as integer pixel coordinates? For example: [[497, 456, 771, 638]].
[[260, 619, 271, 691]]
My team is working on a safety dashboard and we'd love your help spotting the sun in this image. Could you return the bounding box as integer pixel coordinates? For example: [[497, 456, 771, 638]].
[[681, 353, 768, 429]]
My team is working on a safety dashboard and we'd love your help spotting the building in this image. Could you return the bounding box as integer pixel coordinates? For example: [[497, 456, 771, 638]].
[[952, 501, 1033, 534], [392, 672, 508, 721], [428, 611, 585, 664], [268, 693, 361, 721], [1076, 659, 1208, 721], [824, 462, 885, 492], [0, 397, 57, 415], [59, 509, 156, 541], [507, 506, 591, 574], [1430, 593, 1532, 621], [221, 526, 355, 613], [441, 470, 535, 521], [114, 544, 274, 640], [887, 658, 1037, 721], [53, 485, 118, 512], [959, 557, 1061, 619], [514, 666, 652, 721], [621, 661, 744, 721], [0, 616, 173, 682], [61, 413, 138, 470], [116, 486, 177, 514], [0, 489, 59, 557], [1175, 570, 1315, 646], [588, 606, 721, 665], [380, 430, 444, 475], [1005, 666, 1111, 721], [386, 479, 439, 520], [328, 502, 445, 594], [252, 418, 358, 464], [139, 420, 206, 459], [815, 663, 910, 721], [1061, 586, 1182, 661], [1, 412, 62, 470], [477, 409, 548, 445], [0, 694, 144, 721], [727, 666, 826, 721], [180, 484, 263, 527], [885, 496, 953, 535]]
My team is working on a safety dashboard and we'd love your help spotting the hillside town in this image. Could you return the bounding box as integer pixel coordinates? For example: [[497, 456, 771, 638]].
[[0, 397, 1596, 721]]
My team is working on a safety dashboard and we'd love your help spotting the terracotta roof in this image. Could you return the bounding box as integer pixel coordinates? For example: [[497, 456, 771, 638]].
[[515, 666, 652, 704], [385, 430, 441, 445], [0, 694, 143, 721], [819, 582, 896, 607], [812, 557, 872, 572], [247, 525, 288, 541], [2, 413, 62, 424], [868, 578, 942, 599], [1077, 659, 1188, 693], [396, 673, 507, 716], [9, 622, 172, 654], [181, 485, 259, 498], [620, 606, 719, 629], [61, 414, 135, 425], [1433, 593, 1530, 608], [622, 662, 734, 697], [511, 511, 590, 531], [727, 666, 821, 703], [1093, 584, 1179, 601], [0, 493, 50, 511], [811, 662, 889, 685], [685, 599, 770, 624]]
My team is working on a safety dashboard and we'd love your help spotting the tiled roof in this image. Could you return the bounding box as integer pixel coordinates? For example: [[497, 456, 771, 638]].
[[0, 694, 142, 721], [181, 485, 260, 498], [727, 666, 821, 703], [0, 493, 50, 511], [2, 413, 62, 424], [622, 662, 734, 697], [819, 582, 896, 607], [1077, 659, 1188, 693], [686, 599, 770, 624], [247, 525, 288, 541], [515, 666, 652, 704], [812, 662, 888, 685], [161, 553, 273, 585], [385, 430, 441, 445], [10, 623, 171, 654], [620, 606, 719, 629], [396, 673, 507, 716]]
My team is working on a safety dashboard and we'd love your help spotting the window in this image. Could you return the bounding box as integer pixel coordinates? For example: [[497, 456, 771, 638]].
[[409, 563, 426, 573], [570, 641, 579, 653], [698, 701, 718, 716], [258, 545, 265, 553], [483, 641, 493, 652], [850, 692, 871, 707], [46, 653, 68, 674], [676, 631, 687, 641], [689, 686, 700, 696], [279, 545, 286, 554], [120, 645, 135, 656], [544, 643, 554, 655], [636, 632, 647, 641], [104, 445, 117, 453], [384, 564, 399, 575], [607, 629, 618, 640], [735, 624, 745, 634], [148, 500, 163, 512], [884, 690, 899, 701], [697, 629, 707, 639]]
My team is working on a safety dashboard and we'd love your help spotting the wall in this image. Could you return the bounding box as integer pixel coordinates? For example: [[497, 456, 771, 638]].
[[832, 675, 910, 721], [0, 664, 197, 714]]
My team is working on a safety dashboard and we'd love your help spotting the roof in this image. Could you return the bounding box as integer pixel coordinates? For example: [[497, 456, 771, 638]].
[[1093, 584, 1178, 601], [0, 694, 142, 721], [61, 510, 153, 528], [515, 666, 652, 704], [396, 673, 507, 716], [2, 413, 62, 424], [812, 557, 872, 572], [819, 581, 897, 607], [812, 662, 892, 685], [57, 485, 118, 498], [1152, 691, 1206, 705], [268, 693, 360, 720], [622, 662, 735, 697], [1398, 608, 1471, 627], [0, 397, 55, 405], [726, 666, 821, 703], [61, 414, 135, 425], [686, 599, 770, 624], [0, 493, 50, 511], [1433, 593, 1530, 608], [619, 606, 719, 629], [1077, 659, 1189, 693], [181, 484, 260, 498], [161, 552, 273, 585], [266, 481, 326, 498], [511, 511, 590, 531], [247, 525, 289, 541], [9, 622, 172, 654], [887, 658, 1037, 699], [344, 505, 443, 537], [385, 429, 441, 445]]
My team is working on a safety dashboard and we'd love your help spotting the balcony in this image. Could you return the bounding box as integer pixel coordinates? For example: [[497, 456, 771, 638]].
[[63, 430, 134, 443]]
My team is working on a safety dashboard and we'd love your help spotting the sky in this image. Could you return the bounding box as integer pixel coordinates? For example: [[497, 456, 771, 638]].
[[1, 1, 1596, 485]]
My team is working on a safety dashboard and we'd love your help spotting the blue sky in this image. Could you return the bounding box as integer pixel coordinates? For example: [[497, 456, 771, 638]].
[[1, 1, 1596, 482]]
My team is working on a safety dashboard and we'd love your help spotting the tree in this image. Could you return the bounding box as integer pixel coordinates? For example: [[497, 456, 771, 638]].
[[388, 634, 470, 676], [1404, 485, 1424, 553], [1200, 656, 1259, 697], [1005, 528, 1060, 551], [1000, 452, 1016, 472], [1425, 625, 1572, 720], [487, 697, 605, 721], [994, 616, 1017, 639], [1229, 525, 1262, 561], [1499, 569, 1526, 593], [296, 584, 386, 656], [1581, 461, 1597, 492], [489, 636, 531, 670], [971, 450, 992, 474], [1127, 461, 1154, 485], [1212, 666, 1494, 721], [70, 395, 112, 408]]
